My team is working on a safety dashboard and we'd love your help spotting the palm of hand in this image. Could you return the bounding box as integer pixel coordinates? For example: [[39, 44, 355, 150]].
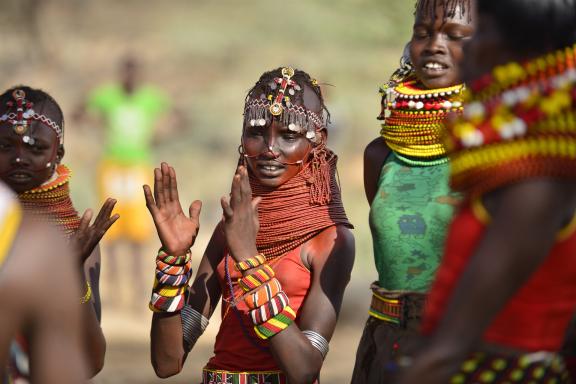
[[221, 166, 261, 262], [74, 198, 119, 265], [144, 163, 202, 256]]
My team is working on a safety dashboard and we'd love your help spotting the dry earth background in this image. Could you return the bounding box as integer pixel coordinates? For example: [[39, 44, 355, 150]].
[[0, 0, 414, 382]]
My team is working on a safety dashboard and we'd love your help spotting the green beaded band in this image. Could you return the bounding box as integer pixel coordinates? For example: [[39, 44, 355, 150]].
[[253, 305, 296, 340]]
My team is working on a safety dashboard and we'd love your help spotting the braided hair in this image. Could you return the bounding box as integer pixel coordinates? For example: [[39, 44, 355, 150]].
[[0, 85, 65, 137], [245, 67, 331, 128], [414, 0, 472, 23]]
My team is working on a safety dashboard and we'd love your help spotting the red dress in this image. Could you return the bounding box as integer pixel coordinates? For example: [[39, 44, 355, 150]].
[[206, 245, 312, 371], [422, 199, 576, 351]]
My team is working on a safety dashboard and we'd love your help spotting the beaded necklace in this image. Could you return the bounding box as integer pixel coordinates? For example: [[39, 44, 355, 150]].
[[18, 164, 81, 235], [447, 44, 576, 194], [380, 78, 465, 162], [248, 147, 352, 261]]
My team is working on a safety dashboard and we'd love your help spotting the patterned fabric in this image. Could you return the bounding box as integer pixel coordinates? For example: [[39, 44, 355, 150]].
[[423, 201, 576, 351], [369, 152, 461, 292], [202, 369, 286, 384], [351, 292, 427, 384], [449, 351, 570, 383]]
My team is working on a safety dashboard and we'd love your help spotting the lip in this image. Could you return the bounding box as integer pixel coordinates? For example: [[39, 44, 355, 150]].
[[420, 60, 450, 78], [6, 170, 33, 183], [255, 161, 285, 178]]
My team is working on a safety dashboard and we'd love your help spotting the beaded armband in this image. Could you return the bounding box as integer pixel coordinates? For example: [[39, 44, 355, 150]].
[[80, 282, 92, 304], [238, 264, 275, 292], [253, 305, 296, 340], [235, 254, 266, 272], [244, 277, 283, 309], [249, 291, 290, 325]]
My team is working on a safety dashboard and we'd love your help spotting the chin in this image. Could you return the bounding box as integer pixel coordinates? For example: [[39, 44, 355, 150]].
[[419, 75, 460, 90]]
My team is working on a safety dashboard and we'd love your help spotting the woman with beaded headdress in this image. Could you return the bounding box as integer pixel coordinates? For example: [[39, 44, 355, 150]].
[[399, 0, 576, 383], [145, 67, 354, 383], [351, 1, 474, 382], [0, 86, 119, 380]]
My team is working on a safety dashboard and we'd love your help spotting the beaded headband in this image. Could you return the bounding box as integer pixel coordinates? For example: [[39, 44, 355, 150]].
[[243, 67, 326, 143], [0, 89, 63, 145]]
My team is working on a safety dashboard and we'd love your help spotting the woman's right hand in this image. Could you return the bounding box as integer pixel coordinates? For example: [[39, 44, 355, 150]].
[[143, 162, 202, 256]]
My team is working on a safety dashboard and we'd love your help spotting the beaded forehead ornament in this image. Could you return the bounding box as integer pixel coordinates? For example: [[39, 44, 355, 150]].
[[243, 67, 326, 143], [0, 89, 63, 145]]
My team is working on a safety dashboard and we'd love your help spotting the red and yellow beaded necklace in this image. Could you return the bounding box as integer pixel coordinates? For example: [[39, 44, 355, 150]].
[[447, 44, 576, 195], [380, 78, 465, 160], [18, 164, 81, 235]]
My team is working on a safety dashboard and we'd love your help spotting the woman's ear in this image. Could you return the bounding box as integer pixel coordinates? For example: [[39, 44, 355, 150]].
[[56, 145, 65, 164]]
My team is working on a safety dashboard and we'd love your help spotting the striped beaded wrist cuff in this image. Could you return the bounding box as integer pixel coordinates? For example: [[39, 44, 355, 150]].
[[253, 305, 296, 340], [157, 248, 192, 266], [244, 277, 282, 309], [238, 264, 275, 292], [249, 291, 289, 325], [235, 254, 266, 272]]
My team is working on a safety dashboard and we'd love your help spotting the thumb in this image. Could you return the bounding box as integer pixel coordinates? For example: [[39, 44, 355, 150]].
[[188, 200, 202, 224], [251, 196, 262, 212]]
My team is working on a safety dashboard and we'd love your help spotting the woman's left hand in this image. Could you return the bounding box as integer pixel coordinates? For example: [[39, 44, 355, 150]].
[[220, 166, 261, 262], [72, 198, 120, 266]]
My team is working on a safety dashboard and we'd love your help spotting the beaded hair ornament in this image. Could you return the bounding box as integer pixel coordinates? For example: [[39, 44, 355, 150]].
[[0, 89, 63, 145], [447, 43, 576, 194], [243, 67, 326, 144]]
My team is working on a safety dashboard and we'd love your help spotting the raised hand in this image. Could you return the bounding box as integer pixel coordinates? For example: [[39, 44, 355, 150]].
[[143, 162, 202, 256], [221, 166, 261, 262], [73, 198, 120, 265]]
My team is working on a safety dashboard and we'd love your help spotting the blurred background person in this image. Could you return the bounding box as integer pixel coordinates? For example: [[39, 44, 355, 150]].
[[401, 0, 576, 382], [0, 181, 87, 383], [0, 86, 117, 380], [74, 56, 175, 307]]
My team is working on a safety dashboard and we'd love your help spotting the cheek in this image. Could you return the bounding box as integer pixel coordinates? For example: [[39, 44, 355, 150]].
[[409, 41, 422, 65], [278, 139, 311, 160]]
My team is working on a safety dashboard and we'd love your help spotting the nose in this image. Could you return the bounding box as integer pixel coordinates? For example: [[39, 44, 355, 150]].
[[10, 145, 29, 167], [424, 33, 447, 55], [262, 135, 280, 159]]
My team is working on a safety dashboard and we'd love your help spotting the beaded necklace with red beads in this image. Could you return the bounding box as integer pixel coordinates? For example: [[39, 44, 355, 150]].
[[18, 164, 81, 236], [447, 44, 576, 195], [380, 77, 465, 162]]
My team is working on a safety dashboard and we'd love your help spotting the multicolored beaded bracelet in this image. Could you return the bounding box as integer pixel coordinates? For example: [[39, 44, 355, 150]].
[[235, 254, 266, 272], [156, 259, 192, 276], [254, 305, 296, 340], [157, 248, 192, 266], [153, 279, 188, 298], [149, 291, 187, 313], [244, 277, 283, 310], [156, 269, 191, 287], [238, 264, 275, 292], [250, 291, 289, 325]]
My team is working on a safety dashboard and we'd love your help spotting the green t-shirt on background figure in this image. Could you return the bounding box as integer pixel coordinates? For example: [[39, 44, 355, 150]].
[[88, 84, 169, 164]]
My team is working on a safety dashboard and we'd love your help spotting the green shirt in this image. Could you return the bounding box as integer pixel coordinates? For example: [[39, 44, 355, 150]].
[[88, 84, 169, 164], [369, 152, 460, 292]]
